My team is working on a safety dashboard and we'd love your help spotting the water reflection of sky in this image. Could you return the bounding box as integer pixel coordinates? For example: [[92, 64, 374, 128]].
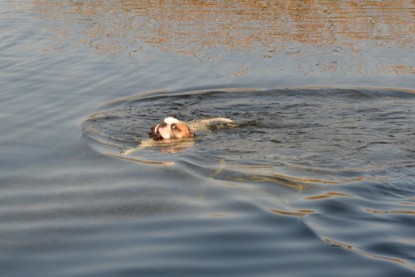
[[32, 0, 415, 87]]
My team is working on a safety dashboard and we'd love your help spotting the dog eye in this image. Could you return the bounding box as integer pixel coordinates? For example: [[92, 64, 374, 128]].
[[171, 124, 178, 130]]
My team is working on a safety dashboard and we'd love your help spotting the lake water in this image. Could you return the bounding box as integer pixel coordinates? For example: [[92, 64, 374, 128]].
[[1, 1, 415, 276]]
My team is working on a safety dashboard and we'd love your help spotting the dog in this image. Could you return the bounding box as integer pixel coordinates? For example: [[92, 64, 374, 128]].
[[149, 117, 195, 141], [121, 116, 235, 155]]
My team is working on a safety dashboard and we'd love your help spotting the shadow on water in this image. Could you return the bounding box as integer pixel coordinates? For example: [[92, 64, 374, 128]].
[[83, 88, 415, 270]]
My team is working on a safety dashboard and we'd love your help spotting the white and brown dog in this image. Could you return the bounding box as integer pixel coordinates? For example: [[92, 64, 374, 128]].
[[122, 116, 234, 155], [149, 117, 195, 141]]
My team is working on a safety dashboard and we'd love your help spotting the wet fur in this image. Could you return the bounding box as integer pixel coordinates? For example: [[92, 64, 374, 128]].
[[121, 117, 236, 155]]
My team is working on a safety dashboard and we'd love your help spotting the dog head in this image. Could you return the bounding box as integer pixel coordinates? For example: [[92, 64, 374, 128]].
[[149, 117, 195, 141]]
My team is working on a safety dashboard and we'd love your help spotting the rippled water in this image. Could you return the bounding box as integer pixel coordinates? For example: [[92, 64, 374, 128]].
[[2, 1, 415, 276], [81, 88, 415, 274]]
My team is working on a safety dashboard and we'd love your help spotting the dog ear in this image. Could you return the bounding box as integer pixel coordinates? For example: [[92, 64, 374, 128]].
[[164, 117, 180, 125]]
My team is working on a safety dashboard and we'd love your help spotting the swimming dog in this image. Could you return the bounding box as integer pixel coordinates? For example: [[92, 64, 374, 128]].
[[148, 116, 236, 141], [121, 116, 235, 155], [149, 117, 195, 141]]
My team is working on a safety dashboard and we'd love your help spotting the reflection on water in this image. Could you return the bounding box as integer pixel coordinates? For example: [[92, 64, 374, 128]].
[[33, 0, 415, 49], [33, 0, 415, 81], [2, 1, 415, 276]]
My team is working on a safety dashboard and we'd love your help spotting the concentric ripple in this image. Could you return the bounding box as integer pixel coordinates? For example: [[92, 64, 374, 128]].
[[83, 88, 415, 182], [82, 88, 415, 270]]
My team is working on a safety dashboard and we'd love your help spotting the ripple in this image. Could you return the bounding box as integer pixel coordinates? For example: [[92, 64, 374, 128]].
[[82, 87, 415, 182], [81, 87, 415, 272]]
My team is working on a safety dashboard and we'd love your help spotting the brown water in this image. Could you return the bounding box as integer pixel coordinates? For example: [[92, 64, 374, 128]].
[[1, 1, 415, 276]]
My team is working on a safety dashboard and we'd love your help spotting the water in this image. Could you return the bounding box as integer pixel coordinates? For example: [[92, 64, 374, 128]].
[[1, 1, 415, 276]]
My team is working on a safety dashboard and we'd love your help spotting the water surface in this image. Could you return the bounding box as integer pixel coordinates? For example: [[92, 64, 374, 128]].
[[1, 1, 415, 276]]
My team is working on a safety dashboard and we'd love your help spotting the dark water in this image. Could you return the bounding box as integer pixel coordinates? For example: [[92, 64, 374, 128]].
[[2, 1, 415, 276]]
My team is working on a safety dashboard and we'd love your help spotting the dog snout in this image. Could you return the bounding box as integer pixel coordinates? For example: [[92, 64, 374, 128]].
[[149, 124, 163, 140]]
